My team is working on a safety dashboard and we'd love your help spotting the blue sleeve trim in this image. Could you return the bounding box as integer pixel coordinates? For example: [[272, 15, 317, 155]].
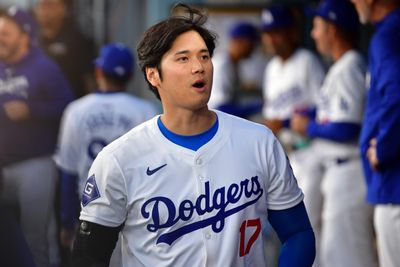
[[217, 100, 262, 118], [60, 169, 80, 230], [268, 201, 315, 267], [307, 121, 360, 142]]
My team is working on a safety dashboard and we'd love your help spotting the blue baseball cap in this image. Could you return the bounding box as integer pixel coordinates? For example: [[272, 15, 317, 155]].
[[94, 43, 134, 78], [229, 22, 259, 41], [261, 6, 294, 31], [314, 0, 359, 31], [6, 6, 38, 40]]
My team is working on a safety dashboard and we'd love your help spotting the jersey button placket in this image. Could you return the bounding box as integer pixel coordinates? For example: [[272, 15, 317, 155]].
[[196, 158, 203, 165], [204, 231, 211, 240]]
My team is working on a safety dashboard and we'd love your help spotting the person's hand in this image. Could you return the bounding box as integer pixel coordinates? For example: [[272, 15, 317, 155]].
[[367, 138, 379, 171], [3, 100, 30, 121], [60, 227, 76, 249], [290, 114, 309, 136]]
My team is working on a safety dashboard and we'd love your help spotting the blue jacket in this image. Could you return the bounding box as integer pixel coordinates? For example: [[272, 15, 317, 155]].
[[0, 47, 74, 166], [360, 8, 400, 204]]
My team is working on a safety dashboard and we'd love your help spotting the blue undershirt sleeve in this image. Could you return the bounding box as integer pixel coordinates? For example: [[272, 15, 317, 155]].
[[268, 201, 315, 267], [307, 121, 360, 142], [60, 169, 80, 230], [217, 100, 262, 118]]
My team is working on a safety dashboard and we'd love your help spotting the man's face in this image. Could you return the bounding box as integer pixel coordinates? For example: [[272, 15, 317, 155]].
[[231, 38, 256, 59], [0, 17, 28, 63], [351, 0, 372, 24], [35, 0, 66, 27], [147, 30, 213, 112], [311, 17, 332, 57], [261, 29, 292, 57]]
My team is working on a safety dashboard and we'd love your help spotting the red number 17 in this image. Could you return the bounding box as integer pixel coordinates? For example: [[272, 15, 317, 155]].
[[239, 218, 261, 257]]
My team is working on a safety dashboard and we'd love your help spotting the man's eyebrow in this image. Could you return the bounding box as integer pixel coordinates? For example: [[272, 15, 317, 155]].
[[174, 48, 209, 55]]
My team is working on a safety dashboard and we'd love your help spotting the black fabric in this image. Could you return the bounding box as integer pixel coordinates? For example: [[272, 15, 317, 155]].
[[70, 220, 122, 267]]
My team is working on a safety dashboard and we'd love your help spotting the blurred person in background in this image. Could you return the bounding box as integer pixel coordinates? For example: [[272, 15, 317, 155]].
[[260, 4, 325, 151], [290, 0, 378, 266], [0, 6, 74, 267], [34, 0, 96, 98], [351, 0, 400, 266], [54, 43, 158, 266], [208, 21, 262, 118], [259, 5, 325, 266]]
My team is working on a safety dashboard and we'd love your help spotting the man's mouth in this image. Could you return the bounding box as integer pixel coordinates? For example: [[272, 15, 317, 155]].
[[192, 81, 206, 88]]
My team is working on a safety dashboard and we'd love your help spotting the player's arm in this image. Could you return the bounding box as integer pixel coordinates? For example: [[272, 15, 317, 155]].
[[71, 220, 122, 267], [268, 201, 315, 267], [59, 169, 80, 247], [306, 121, 360, 142], [374, 81, 400, 169]]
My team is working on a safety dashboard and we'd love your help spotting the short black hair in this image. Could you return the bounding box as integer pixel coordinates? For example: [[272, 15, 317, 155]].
[[137, 3, 217, 100]]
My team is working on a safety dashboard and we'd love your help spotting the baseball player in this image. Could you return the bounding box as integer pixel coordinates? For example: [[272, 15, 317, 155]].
[[54, 43, 158, 249], [261, 5, 325, 150], [290, 1, 377, 266], [0, 6, 74, 267], [209, 22, 261, 118], [71, 3, 315, 267], [351, 0, 400, 266]]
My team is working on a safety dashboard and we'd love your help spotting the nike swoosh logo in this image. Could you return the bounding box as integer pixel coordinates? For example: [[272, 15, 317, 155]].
[[146, 164, 167, 176]]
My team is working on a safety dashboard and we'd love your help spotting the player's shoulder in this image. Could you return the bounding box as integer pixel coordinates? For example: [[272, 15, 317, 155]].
[[63, 93, 97, 114], [125, 94, 158, 111], [333, 50, 366, 74], [100, 115, 158, 155], [292, 48, 323, 66], [30, 47, 61, 71], [216, 110, 274, 139]]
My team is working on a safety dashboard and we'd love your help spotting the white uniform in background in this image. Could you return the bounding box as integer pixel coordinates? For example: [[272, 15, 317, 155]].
[[263, 48, 324, 120], [80, 111, 303, 267], [208, 53, 238, 109], [262, 48, 325, 148], [54, 92, 158, 195], [290, 50, 378, 267]]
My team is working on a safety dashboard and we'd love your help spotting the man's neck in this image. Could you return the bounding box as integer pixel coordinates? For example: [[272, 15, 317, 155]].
[[332, 40, 354, 62], [160, 108, 216, 136]]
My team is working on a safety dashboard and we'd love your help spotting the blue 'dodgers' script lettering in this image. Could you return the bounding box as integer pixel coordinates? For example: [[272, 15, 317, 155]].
[[141, 176, 263, 245]]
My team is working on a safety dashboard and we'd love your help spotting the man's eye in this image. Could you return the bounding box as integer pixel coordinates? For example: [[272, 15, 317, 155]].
[[177, 57, 188, 62], [201, 55, 210, 60]]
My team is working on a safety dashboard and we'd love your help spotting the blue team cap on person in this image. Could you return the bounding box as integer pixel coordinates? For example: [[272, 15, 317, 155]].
[[261, 5, 294, 31], [94, 43, 134, 78], [229, 22, 259, 41], [314, 0, 359, 31], [6, 6, 38, 40]]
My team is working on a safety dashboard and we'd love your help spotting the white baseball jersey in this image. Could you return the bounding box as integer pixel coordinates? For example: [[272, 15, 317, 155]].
[[313, 50, 366, 157], [208, 53, 238, 109], [262, 48, 325, 120], [80, 111, 303, 267], [54, 92, 158, 195], [289, 51, 375, 267]]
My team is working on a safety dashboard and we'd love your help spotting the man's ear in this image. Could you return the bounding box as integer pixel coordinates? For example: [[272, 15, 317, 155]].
[[145, 67, 160, 88]]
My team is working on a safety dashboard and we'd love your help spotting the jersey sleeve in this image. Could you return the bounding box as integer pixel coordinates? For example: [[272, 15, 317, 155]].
[[79, 149, 127, 227], [54, 105, 79, 173], [327, 58, 366, 123], [265, 136, 303, 210]]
